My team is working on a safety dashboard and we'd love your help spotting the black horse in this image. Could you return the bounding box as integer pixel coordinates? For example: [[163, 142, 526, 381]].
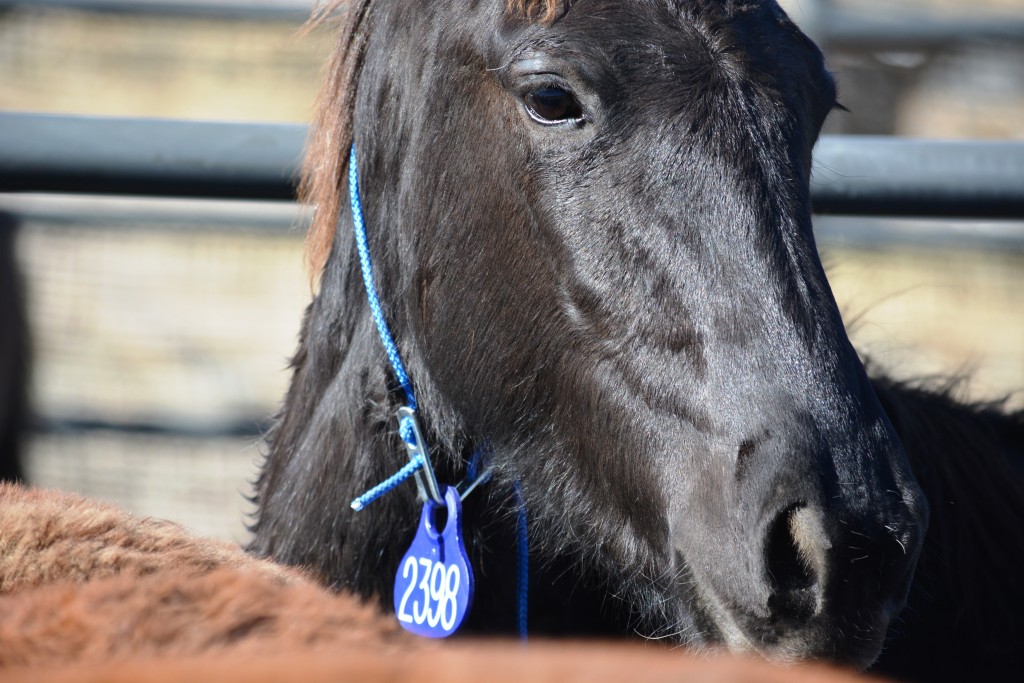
[[0, 211, 28, 484], [251, 1, 1022, 679]]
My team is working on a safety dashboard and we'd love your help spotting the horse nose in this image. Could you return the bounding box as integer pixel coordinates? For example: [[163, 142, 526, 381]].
[[763, 504, 826, 621], [761, 502, 922, 623]]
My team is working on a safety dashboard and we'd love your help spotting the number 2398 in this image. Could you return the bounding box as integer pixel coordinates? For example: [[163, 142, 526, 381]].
[[396, 556, 461, 631]]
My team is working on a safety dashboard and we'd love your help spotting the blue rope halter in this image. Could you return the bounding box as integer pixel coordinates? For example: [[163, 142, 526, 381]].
[[345, 144, 528, 639]]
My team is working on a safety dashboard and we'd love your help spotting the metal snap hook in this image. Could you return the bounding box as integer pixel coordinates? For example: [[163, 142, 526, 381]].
[[397, 406, 445, 507]]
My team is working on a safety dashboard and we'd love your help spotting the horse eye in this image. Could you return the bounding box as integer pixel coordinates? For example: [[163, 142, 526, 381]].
[[524, 86, 584, 125]]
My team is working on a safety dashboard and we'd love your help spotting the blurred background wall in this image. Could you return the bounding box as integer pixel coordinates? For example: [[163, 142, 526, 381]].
[[0, 0, 1021, 541]]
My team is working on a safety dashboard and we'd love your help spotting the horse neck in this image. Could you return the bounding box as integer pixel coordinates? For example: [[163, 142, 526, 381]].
[[871, 376, 1024, 658]]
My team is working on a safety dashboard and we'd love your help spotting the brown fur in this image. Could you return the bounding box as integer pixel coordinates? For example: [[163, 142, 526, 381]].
[[0, 643, 883, 683], [0, 567, 415, 668], [300, 0, 560, 279], [0, 484, 420, 668], [0, 484, 294, 595], [0, 485, 888, 682]]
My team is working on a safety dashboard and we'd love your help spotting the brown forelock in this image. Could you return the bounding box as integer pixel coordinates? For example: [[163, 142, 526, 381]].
[[300, 0, 561, 282], [299, 0, 371, 282]]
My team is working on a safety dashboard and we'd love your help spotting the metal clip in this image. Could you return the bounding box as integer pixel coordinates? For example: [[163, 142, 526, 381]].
[[397, 406, 445, 507]]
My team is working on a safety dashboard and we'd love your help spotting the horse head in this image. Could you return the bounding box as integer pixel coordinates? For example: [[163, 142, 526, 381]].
[[253, 0, 928, 668]]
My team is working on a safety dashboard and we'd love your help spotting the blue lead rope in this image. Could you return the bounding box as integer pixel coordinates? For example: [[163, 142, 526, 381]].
[[345, 144, 528, 639], [350, 453, 424, 512], [348, 145, 416, 412], [514, 482, 528, 639]]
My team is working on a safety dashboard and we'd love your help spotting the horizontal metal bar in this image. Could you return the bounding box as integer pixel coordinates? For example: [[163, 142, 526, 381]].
[[2, 112, 1024, 219], [0, 0, 315, 22], [0, 193, 309, 233], [0, 113, 304, 201], [810, 137, 1024, 219], [813, 216, 1024, 251], [33, 416, 269, 438], [823, 9, 1024, 51]]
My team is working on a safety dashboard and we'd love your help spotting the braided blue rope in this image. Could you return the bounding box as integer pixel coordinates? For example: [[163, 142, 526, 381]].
[[350, 454, 425, 511], [350, 416, 420, 511], [398, 415, 416, 445], [513, 481, 529, 640], [348, 145, 416, 411]]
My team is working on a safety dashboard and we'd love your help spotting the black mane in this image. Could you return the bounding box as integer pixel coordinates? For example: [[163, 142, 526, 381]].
[[869, 376, 1024, 680]]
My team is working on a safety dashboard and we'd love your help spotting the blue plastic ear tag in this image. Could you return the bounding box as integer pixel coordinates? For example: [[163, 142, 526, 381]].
[[393, 485, 474, 638]]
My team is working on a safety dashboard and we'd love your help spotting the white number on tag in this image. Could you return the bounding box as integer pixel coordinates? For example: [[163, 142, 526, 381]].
[[395, 555, 462, 629]]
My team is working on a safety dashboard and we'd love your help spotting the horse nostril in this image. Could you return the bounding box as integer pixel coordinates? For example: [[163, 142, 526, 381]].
[[764, 505, 822, 621]]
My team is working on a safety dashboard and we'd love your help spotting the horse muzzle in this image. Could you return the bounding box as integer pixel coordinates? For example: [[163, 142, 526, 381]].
[[668, 432, 928, 670]]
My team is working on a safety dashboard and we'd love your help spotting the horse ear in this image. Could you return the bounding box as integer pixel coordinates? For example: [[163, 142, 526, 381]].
[[300, 0, 372, 285]]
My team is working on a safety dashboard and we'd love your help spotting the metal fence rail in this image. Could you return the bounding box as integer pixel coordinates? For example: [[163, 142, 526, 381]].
[[0, 0, 314, 22], [2, 112, 1023, 219], [811, 137, 1024, 219], [822, 8, 1024, 51], [0, 114, 304, 201], [2, 0, 1022, 48]]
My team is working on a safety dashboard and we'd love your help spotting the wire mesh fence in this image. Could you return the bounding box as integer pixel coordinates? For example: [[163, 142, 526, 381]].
[[7, 198, 310, 541]]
